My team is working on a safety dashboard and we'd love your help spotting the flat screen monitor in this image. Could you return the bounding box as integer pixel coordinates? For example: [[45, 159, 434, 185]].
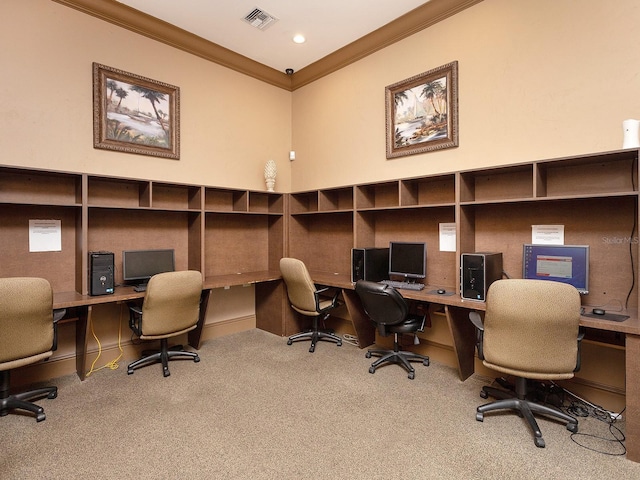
[[122, 249, 175, 284], [522, 244, 589, 294], [388, 241, 426, 280]]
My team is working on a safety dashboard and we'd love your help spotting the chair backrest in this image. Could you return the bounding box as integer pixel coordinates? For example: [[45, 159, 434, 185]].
[[355, 280, 408, 334], [141, 270, 203, 336], [279, 258, 318, 314], [0, 277, 54, 365], [483, 279, 581, 377]]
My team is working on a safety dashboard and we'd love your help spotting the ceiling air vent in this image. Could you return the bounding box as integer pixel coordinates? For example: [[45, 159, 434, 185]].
[[243, 8, 278, 30]]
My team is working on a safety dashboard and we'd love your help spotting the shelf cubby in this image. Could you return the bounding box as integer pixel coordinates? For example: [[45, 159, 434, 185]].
[[205, 187, 248, 212], [356, 181, 399, 210], [151, 182, 202, 210], [0, 167, 82, 206], [290, 191, 319, 214], [318, 187, 353, 212], [88, 176, 150, 208], [249, 191, 284, 214], [400, 174, 455, 207], [459, 165, 533, 204]]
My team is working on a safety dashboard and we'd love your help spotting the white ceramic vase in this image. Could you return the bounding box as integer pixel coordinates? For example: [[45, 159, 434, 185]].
[[264, 160, 277, 192], [623, 119, 640, 149]]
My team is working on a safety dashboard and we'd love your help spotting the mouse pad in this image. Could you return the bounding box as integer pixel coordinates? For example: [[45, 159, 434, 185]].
[[582, 312, 629, 322], [428, 289, 456, 297]]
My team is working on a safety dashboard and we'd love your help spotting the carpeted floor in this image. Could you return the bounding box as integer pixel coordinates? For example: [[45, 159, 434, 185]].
[[2, 328, 639, 479]]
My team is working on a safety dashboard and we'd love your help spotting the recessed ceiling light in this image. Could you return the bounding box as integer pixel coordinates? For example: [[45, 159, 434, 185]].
[[293, 34, 306, 44]]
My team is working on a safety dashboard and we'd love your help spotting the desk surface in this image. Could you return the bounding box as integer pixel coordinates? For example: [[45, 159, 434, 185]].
[[310, 271, 640, 336]]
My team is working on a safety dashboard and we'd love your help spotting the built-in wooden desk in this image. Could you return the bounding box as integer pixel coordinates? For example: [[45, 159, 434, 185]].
[[52, 270, 285, 382]]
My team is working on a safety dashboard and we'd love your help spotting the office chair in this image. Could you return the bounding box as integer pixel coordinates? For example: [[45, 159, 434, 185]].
[[279, 257, 342, 353], [0, 277, 65, 422], [354, 280, 429, 379], [470, 278, 583, 448], [127, 270, 203, 377]]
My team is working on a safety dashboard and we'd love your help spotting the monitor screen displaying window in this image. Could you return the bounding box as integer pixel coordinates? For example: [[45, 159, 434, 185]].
[[122, 249, 175, 285], [522, 244, 589, 294], [388, 241, 426, 280]]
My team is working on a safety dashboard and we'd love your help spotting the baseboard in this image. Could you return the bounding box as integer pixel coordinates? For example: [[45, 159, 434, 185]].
[[11, 315, 257, 387]]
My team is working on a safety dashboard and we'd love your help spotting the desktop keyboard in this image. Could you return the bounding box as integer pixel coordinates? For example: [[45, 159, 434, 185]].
[[380, 279, 425, 291]]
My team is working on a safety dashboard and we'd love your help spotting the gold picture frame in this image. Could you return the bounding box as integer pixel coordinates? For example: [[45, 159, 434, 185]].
[[93, 63, 180, 159], [385, 61, 458, 159]]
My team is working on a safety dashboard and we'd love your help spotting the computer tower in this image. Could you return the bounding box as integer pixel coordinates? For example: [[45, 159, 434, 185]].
[[460, 252, 503, 301], [351, 248, 389, 283], [89, 251, 114, 296]]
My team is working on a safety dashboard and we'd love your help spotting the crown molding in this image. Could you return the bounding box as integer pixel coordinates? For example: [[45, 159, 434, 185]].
[[52, 0, 482, 92]]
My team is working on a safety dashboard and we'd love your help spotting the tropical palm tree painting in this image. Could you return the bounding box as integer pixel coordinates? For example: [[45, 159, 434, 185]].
[[104, 78, 171, 148], [393, 77, 448, 148], [386, 61, 458, 159], [93, 63, 179, 159]]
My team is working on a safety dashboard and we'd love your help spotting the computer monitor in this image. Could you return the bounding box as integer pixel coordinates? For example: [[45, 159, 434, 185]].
[[122, 249, 175, 286], [388, 241, 426, 281], [522, 244, 589, 294]]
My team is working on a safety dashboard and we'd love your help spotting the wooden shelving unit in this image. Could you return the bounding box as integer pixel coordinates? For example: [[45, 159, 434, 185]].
[[289, 149, 640, 312], [0, 168, 285, 297]]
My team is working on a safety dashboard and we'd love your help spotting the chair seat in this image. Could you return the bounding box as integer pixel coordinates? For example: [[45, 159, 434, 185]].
[[385, 316, 424, 335]]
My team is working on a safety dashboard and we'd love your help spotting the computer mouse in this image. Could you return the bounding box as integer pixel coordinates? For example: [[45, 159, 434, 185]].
[[437, 289, 446, 294], [592, 308, 605, 316]]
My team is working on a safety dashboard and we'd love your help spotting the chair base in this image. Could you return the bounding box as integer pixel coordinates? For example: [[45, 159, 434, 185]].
[[366, 333, 429, 380], [287, 315, 342, 353], [127, 339, 200, 377], [476, 376, 578, 448], [0, 371, 57, 422]]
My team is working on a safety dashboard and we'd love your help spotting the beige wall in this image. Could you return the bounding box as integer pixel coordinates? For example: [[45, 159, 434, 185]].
[[0, 0, 292, 192], [291, 0, 640, 190]]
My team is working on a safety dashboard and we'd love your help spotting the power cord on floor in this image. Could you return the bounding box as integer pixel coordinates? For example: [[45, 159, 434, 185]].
[[85, 304, 125, 377], [551, 381, 627, 456], [342, 333, 359, 347]]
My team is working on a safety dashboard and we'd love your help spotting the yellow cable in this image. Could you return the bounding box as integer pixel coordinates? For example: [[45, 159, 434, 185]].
[[85, 304, 125, 376]]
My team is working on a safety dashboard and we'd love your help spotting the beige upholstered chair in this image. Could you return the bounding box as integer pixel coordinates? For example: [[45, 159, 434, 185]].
[[127, 270, 203, 377], [1, 277, 63, 422], [470, 279, 583, 448], [280, 258, 342, 352]]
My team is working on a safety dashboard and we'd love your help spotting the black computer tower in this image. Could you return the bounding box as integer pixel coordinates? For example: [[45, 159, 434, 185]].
[[351, 248, 389, 283], [460, 252, 503, 301], [89, 251, 115, 296]]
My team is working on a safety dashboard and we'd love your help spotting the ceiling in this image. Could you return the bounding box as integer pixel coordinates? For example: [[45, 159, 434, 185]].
[[115, 0, 432, 74]]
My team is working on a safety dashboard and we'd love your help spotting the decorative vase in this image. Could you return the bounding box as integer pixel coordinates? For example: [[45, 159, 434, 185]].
[[264, 160, 277, 192], [622, 119, 640, 149]]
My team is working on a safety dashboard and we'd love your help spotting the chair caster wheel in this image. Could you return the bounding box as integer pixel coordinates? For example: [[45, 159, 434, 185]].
[[567, 422, 578, 433], [36, 412, 46, 422], [337, 341, 342, 347], [127, 369, 134, 375], [309, 346, 315, 353], [48, 390, 58, 399], [369, 366, 375, 374], [423, 359, 429, 366], [480, 390, 488, 399], [365, 352, 372, 358], [534, 437, 545, 448], [287, 339, 293, 345], [194, 356, 200, 363], [163, 369, 170, 377], [408, 372, 415, 380], [476, 412, 484, 422]]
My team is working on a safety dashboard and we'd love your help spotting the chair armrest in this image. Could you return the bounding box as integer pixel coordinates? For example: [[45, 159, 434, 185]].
[[314, 285, 340, 313], [469, 311, 485, 360], [51, 308, 66, 351], [129, 303, 143, 336], [575, 326, 586, 372]]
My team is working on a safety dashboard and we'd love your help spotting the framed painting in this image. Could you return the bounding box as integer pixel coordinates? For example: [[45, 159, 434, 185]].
[[93, 63, 180, 159], [385, 61, 458, 159]]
